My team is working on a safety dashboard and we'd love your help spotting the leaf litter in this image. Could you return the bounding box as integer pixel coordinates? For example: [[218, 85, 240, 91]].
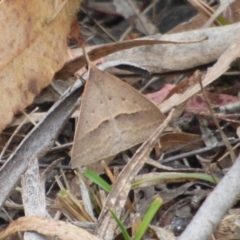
[[1, 1, 240, 240]]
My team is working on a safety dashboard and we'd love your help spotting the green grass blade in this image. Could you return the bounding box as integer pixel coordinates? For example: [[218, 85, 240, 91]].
[[133, 197, 163, 240], [83, 168, 112, 192], [132, 172, 220, 189], [110, 209, 131, 240]]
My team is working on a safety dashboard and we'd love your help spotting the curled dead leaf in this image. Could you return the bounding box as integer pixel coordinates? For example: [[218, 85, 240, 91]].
[[0, 0, 81, 132]]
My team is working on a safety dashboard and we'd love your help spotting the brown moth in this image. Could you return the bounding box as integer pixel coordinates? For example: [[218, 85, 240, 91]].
[[71, 63, 165, 167]]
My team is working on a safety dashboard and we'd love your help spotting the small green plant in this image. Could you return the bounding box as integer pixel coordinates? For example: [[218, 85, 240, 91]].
[[110, 197, 163, 240]]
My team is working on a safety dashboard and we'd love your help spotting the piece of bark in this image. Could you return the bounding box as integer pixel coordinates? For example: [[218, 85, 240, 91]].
[[105, 23, 240, 74]]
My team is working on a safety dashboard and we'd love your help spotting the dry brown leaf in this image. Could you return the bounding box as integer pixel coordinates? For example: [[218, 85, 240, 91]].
[[0, 216, 100, 240], [0, 0, 80, 132], [160, 132, 204, 152]]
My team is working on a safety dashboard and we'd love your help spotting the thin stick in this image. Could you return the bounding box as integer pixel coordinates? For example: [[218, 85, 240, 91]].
[[198, 75, 236, 162]]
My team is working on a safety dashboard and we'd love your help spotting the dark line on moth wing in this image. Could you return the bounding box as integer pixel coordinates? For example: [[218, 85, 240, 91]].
[[114, 101, 165, 119], [113, 109, 155, 118], [85, 119, 110, 135]]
